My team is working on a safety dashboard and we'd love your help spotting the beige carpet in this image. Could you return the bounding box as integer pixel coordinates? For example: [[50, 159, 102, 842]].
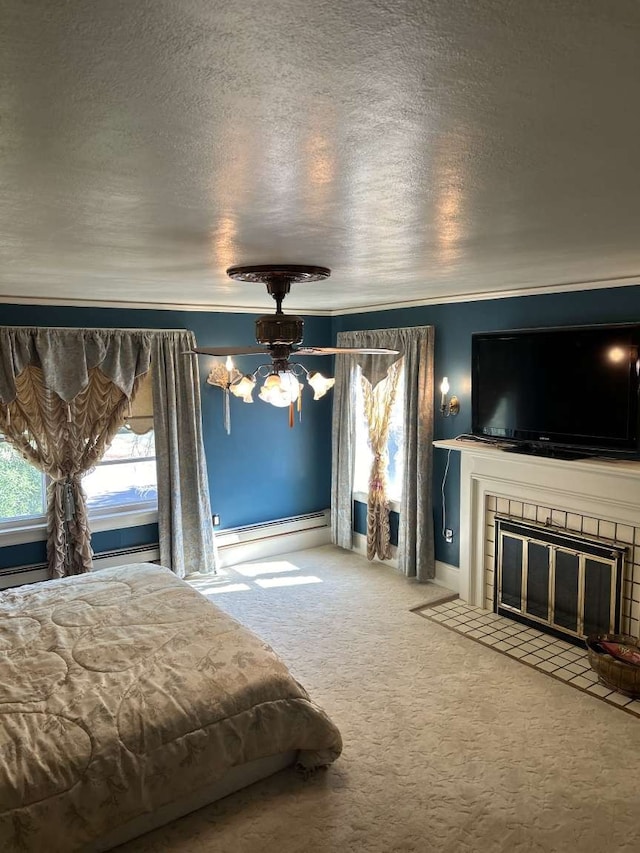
[[119, 545, 640, 853]]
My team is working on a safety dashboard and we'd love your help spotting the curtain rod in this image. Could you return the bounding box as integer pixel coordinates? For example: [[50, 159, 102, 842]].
[[0, 325, 189, 333]]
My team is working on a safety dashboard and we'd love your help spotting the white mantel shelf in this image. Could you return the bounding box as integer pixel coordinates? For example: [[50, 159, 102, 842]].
[[434, 438, 640, 479], [433, 438, 640, 607]]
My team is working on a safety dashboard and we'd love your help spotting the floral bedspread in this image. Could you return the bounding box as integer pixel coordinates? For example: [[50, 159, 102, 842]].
[[0, 564, 342, 851]]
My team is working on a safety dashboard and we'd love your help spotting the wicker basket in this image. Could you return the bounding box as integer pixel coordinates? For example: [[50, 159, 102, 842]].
[[586, 634, 640, 699]]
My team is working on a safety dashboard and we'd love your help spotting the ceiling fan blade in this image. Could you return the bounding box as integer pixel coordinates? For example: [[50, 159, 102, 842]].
[[295, 346, 400, 356], [188, 346, 268, 356]]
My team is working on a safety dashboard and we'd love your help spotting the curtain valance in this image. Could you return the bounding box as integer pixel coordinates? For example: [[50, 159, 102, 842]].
[[0, 326, 154, 404], [0, 325, 215, 580], [345, 328, 405, 388]]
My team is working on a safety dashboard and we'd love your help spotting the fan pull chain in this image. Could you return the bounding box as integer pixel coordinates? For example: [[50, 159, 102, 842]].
[[224, 389, 231, 435]]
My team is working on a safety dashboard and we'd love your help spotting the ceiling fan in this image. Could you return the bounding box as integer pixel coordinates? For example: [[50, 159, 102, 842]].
[[191, 264, 399, 426], [190, 264, 399, 366]]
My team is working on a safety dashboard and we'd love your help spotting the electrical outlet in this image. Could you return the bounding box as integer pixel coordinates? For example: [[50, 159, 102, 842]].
[[212, 514, 221, 526], [445, 528, 453, 543]]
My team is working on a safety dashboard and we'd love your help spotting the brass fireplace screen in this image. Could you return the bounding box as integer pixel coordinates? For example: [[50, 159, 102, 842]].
[[495, 517, 625, 644]]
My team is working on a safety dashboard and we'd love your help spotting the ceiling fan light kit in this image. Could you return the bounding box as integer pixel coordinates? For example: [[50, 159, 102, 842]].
[[196, 264, 399, 429]]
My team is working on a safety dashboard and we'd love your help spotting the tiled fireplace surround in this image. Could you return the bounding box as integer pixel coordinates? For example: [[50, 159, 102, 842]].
[[434, 439, 640, 641], [484, 495, 639, 639]]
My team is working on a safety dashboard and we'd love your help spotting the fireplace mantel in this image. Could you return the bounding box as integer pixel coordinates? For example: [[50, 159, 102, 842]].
[[434, 439, 640, 609]]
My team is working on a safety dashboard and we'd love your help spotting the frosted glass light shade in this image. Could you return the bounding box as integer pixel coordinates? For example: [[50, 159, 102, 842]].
[[229, 375, 256, 403], [307, 371, 335, 400], [258, 372, 302, 407]]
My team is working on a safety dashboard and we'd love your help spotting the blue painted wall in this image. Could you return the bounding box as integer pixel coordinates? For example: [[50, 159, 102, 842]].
[[4, 283, 640, 572], [0, 302, 333, 567], [334, 284, 640, 567]]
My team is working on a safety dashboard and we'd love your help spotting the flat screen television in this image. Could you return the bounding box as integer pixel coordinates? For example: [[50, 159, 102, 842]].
[[471, 323, 640, 459]]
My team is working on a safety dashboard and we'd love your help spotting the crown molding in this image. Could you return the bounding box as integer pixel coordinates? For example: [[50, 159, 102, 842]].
[[0, 274, 637, 317], [329, 274, 640, 316]]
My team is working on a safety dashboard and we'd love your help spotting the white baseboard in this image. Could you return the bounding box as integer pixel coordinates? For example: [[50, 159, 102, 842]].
[[352, 533, 459, 592], [352, 532, 399, 567], [434, 560, 460, 593], [214, 510, 331, 569]]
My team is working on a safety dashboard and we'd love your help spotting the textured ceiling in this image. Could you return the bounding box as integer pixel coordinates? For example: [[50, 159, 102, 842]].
[[1, 0, 640, 314]]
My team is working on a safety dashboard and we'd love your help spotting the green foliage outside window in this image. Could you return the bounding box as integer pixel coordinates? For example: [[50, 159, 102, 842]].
[[0, 441, 45, 520]]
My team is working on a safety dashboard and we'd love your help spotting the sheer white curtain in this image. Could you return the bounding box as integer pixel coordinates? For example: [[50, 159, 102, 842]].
[[360, 359, 403, 560], [331, 326, 435, 580]]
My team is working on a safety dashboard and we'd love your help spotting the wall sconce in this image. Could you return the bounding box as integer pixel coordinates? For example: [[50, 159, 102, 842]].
[[440, 377, 459, 417], [207, 356, 242, 434]]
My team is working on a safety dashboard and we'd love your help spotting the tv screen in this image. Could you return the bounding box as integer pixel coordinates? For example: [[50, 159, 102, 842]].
[[471, 324, 640, 457]]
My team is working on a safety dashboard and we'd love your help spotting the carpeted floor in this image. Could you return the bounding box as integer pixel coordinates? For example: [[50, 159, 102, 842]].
[[119, 545, 640, 853]]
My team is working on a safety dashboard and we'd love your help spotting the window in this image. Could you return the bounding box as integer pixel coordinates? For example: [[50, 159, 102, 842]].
[[0, 437, 46, 522], [0, 425, 157, 530], [353, 361, 405, 504], [83, 425, 157, 512]]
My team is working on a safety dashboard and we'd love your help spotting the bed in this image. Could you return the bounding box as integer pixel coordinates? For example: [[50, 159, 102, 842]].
[[0, 563, 342, 852]]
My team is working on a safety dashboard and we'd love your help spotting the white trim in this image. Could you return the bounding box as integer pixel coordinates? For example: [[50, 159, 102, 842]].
[[214, 510, 332, 569], [352, 531, 399, 567], [1, 274, 638, 316], [0, 507, 158, 547], [90, 506, 158, 532], [434, 560, 460, 592], [0, 543, 161, 589], [0, 294, 329, 316], [331, 275, 640, 315], [353, 533, 459, 592], [434, 438, 640, 606]]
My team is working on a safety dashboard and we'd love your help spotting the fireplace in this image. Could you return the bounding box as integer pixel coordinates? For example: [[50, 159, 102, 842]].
[[494, 516, 626, 645], [433, 438, 640, 642]]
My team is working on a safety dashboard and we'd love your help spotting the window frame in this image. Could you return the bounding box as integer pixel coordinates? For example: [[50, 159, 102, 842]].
[[0, 432, 158, 547]]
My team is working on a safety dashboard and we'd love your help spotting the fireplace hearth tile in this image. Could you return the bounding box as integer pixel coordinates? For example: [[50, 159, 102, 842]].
[[415, 598, 640, 719], [607, 693, 634, 707], [518, 642, 541, 654], [564, 662, 586, 676], [522, 653, 545, 665], [508, 647, 528, 659], [552, 668, 576, 681], [571, 675, 595, 689], [587, 683, 613, 697]]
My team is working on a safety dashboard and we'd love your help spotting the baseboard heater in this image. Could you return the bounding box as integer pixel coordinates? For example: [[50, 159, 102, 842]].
[[214, 510, 331, 568], [0, 544, 160, 589], [0, 511, 331, 587]]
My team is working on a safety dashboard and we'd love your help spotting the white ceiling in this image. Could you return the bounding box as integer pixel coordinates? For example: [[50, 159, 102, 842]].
[[1, 0, 640, 315]]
